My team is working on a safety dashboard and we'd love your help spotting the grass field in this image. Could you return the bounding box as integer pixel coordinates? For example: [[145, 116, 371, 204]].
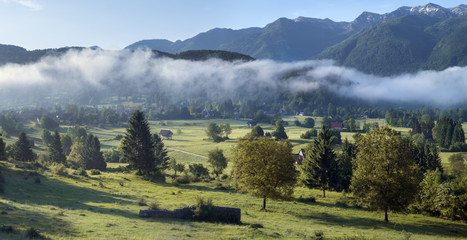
[[1, 117, 466, 239]]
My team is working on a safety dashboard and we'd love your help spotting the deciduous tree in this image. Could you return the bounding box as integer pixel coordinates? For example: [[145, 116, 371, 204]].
[[272, 120, 288, 140], [233, 138, 297, 210], [351, 127, 420, 222], [207, 148, 228, 178]]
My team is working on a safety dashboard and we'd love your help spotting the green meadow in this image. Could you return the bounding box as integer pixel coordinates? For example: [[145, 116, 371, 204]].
[[1, 118, 466, 239]]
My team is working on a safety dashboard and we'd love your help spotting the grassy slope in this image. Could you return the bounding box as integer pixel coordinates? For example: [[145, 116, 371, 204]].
[[1, 117, 466, 239], [1, 162, 466, 240]]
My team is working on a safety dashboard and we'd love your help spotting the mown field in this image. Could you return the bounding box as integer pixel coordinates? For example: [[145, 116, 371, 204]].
[[1, 117, 466, 239]]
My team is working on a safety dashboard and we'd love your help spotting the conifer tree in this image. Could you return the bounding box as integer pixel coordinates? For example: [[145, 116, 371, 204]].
[[300, 124, 338, 197], [153, 133, 169, 170], [84, 134, 106, 170], [48, 130, 66, 164], [13, 132, 35, 162], [122, 110, 155, 176], [452, 121, 465, 145]]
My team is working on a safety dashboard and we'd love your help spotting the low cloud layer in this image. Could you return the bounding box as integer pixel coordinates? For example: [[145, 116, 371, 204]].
[[0, 48, 466, 108]]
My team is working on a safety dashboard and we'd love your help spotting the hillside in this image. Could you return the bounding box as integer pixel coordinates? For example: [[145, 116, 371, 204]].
[[319, 15, 467, 75], [125, 3, 467, 67]]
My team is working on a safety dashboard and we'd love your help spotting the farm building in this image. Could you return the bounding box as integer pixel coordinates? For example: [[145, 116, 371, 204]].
[[159, 129, 173, 140]]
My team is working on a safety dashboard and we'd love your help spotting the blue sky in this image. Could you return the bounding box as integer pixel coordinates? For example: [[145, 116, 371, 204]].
[[0, 0, 464, 50]]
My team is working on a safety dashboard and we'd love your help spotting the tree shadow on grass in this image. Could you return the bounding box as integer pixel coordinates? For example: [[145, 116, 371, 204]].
[[295, 209, 467, 238], [2, 168, 141, 221]]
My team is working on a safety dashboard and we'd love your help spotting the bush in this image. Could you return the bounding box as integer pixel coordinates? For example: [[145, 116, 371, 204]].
[[0, 225, 15, 233], [24, 227, 44, 239], [192, 197, 216, 222], [138, 198, 147, 206], [174, 174, 193, 184], [296, 196, 316, 203], [90, 169, 101, 175], [188, 163, 209, 180], [50, 163, 67, 176], [148, 200, 160, 210]]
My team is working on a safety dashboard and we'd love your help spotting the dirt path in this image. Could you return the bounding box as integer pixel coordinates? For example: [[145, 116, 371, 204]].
[[167, 147, 208, 159]]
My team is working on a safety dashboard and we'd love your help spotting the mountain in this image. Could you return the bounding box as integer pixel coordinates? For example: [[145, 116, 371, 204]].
[[0, 45, 86, 65], [125, 3, 467, 63], [319, 14, 467, 75]]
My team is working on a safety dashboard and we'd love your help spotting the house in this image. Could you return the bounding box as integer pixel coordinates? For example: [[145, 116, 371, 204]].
[[247, 120, 257, 128], [294, 149, 305, 165], [159, 129, 173, 140], [330, 122, 343, 131]]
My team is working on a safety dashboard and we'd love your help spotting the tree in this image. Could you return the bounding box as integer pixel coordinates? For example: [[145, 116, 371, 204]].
[[61, 134, 72, 156], [39, 114, 59, 130], [0, 134, 5, 161], [272, 120, 288, 140], [412, 119, 422, 135], [122, 110, 156, 176], [351, 127, 420, 222], [303, 118, 315, 128], [448, 153, 466, 177], [207, 148, 228, 178], [221, 123, 232, 139], [84, 134, 106, 170], [67, 125, 87, 143], [250, 125, 264, 138], [153, 133, 170, 170], [336, 139, 355, 192], [233, 138, 297, 210], [189, 163, 209, 179], [48, 130, 66, 164], [206, 122, 222, 142], [452, 121, 465, 145], [41, 129, 53, 147], [67, 141, 86, 169], [300, 125, 338, 197], [13, 132, 35, 162]]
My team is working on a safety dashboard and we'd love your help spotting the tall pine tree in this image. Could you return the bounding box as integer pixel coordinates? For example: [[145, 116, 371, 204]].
[[300, 125, 338, 197], [122, 110, 155, 176], [13, 132, 35, 162], [153, 133, 169, 171], [48, 130, 66, 164]]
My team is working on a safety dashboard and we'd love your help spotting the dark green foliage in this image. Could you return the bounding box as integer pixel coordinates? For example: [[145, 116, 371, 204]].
[[39, 114, 59, 130], [60, 134, 72, 156], [13, 132, 35, 162], [188, 163, 210, 179], [66, 125, 87, 143], [0, 225, 15, 234], [103, 148, 122, 163], [48, 130, 66, 164], [205, 122, 223, 142], [412, 119, 422, 134], [410, 140, 443, 175], [174, 50, 254, 62], [153, 133, 170, 170], [41, 129, 53, 147], [192, 197, 216, 222], [0, 135, 5, 161], [336, 139, 355, 192], [272, 120, 288, 140], [329, 128, 342, 145], [294, 119, 301, 126], [122, 110, 155, 177], [84, 134, 106, 171], [300, 125, 338, 197], [303, 118, 315, 128], [320, 14, 467, 75], [207, 148, 228, 177], [433, 117, 464, 149], [25, 227, 44, 239], [250, 125, 264, 138], [300, 129, 317, 139]]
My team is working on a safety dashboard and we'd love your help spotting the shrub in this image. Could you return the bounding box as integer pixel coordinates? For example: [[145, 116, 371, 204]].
[[296, 196, 316, 203], [148, 200, 160, 210], [51, 163, 67, 176], [138, 198, 147, 206], [188, 163, 209, 180], [174, 174, 193, 184], [90, 169, 101, 175], [192, 197, 216, 222], [25, 227, 44, 239], [0, 225, 15, 233]]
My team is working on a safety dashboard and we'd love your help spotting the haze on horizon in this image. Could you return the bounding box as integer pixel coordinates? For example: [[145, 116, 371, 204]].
[[0, 0, 465, 50]]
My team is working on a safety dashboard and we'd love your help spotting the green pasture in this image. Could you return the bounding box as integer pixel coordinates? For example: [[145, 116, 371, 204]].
[[1, 161, 466, 240]]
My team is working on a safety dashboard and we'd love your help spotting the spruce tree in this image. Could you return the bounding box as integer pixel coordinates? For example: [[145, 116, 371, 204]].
[[451, 121, 465, 145], [13, 132, 35, 162], [84, 134, 106, 170], [0, 134, 5, 161], [300, 125, 338, 197], [122, 110, 155, 176], [48, 130, 66, 164], [153, 133, 169, 171]]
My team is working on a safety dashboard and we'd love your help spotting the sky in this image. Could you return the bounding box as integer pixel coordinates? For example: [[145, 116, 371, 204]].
[[0, 0, 465, 50]]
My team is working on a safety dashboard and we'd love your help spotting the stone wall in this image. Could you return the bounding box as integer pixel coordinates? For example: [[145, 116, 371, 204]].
[[139, 206, 241, 223]]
